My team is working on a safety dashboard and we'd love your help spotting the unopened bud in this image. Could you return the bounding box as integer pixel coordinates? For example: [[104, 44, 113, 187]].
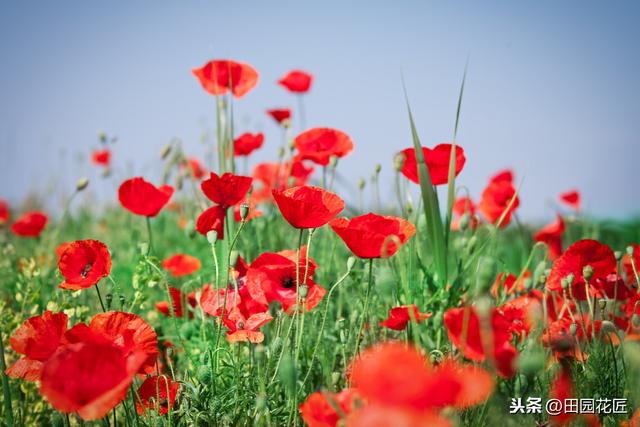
[[329, 156, 338, 168], [347, 257, 356, 271], [627, 246, 636, 257], [101, 167, 111, 178], [583, 265, 594, 281], [598, 299, 607, 310], [569, 322, 578, 336], [299, 285, 309, 299], [277, 146, 286, 159], [561, 278, 569, 290], [632, 314, 640, 328], [76, 177, 89, 192], [374, 164, 381, 174], [207, 230, 218, 245], [139, 242, 149, 255], [160, 143, 172, 159], [394, 153, 405, 171], [98, 130, 107, 143], [357, 178, 366, 190], [565, 273, 575, 285], [331, 372, 341, 387], [105, 293, 113, 310], [615, 251, 623, 261], [459, 213, 470, 231], [239, 203, 249, 221]]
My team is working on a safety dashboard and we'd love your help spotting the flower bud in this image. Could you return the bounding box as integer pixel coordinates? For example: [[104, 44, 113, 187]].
[[615, 251, 623, 262], [628, 246, 636, 257], [331, 372, 341, 387], [139, 242, 149, 255], [105, 293, 113, 310], [207, 230, 218, 245], [583, 265, 594, 281], [347, 256, 356, 271], [561, 278, 569, 290], [239, 203, 249, 221], [459, 213, 470, 231], [394, 153, 405, 171], [160, 143, 172, 159], [633, 314, 640, 329], [598, 299, 607, 310], [299, 285, 309, 299], [565, 273, 575, 286], [277, 147, 286, 159], [374, 164, 381, 174], [76, 177, 89, 192], [357, 178, 366, 190], [329, 156, 338, 168], [569, 322, 578, 336]]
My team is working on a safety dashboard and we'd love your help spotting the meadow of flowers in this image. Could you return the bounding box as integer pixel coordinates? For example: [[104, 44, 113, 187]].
[[1, 59, 640, 427]]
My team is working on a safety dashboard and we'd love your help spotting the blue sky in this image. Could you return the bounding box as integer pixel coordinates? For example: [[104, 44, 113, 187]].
[[1, 1, 639, 219]]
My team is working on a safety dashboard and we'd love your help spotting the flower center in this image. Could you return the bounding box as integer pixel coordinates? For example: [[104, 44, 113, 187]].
[[80, 263, 92, 278], [282, 277, 295, 289]]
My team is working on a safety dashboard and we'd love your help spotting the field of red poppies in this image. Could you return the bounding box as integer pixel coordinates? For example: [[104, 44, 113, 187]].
[[1, 60, 640, 427]]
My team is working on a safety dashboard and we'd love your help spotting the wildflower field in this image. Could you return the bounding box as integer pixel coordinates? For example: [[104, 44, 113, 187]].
[[1, 61, 640, 427]]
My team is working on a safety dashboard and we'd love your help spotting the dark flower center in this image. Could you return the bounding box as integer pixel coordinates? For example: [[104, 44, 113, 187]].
[[282, 277, 295, 289], [81, 263, 92, 278]]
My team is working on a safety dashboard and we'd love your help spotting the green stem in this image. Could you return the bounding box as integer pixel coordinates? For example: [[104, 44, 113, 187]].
[[95, 282, 107, 312], [353, 259, 374, 357], [145, 217, 153, 255], [0, 332, 14, 427]]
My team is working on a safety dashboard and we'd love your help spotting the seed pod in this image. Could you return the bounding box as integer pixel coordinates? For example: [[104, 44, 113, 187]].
[[627, 246, 636, 257], [239, 203, 249, 221], [207, 230, 218, 245], [569, 322, 578, 336], [583, 265, 594, 281], [299, 285, 309, 299]]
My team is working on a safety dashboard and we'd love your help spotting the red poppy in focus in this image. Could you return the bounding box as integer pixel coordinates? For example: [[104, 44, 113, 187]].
[[136, 375, 179, 415], [5, 311, 68, 381], [196, 205, 226, 239], [546, 239, 616, 295], [86, 311, 159, 374], [451, 197, 477, 230], [91, 149, 111, 167], [234, 132, 264, 156], [294, 128, 353, 166], [623, 244, 640, 286], [490, 169, 513, 183], [161, 254, 201, 277], [443, 306, 517, 378], [398, 144, 466, 186], [478, 173, 519, 227], [156, 287, 197, 318], [273, 185, 344, 229], [187, 158, 206, 180], [39, 336, 147, 420], [245, 247, 326, 313], [10, 211, 48, 237], [192, 59, 258, 98], [559, 189, 581, 212], [118, 177, 174, 217], [58, 240, 112, 290], [201, 172, 252, 209], [299, 389, 358, 427], [223, 308, 273, 344], [55, 241, 73, 258], [380, 305, 431, 331], [252, 160, 314, 202], [330, 213, 416, 259], [534, 215, 565, 260], [267, 108, 292, 127], [279, 70, 313, 93], [349, 342, 493, 417], [0, 199, 9, 225]]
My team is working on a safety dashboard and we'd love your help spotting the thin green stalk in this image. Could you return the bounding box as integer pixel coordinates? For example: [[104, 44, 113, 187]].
[[353, 258, 374, 357], [95, 282, 107, 312], [0, 331, 14, 427]]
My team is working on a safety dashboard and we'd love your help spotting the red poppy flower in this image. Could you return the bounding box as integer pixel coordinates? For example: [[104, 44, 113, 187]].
[[192, 59, 258, 98], [398, 144, 466, 186], [546, 239, 616, 295], [592, 273, 633, 301], [234, 132, 264, 156], [156, 287, 197, 318], [559, 189, 581, 211], [549, 367, 575, 425], [252, 160, 314, 203], [161, 254, 201, 277], [5, 311, 68, 381], [58, 240, 112, 290], [349, 342, 493, 413], [196, 205, 226, 239], [0, 199, 9, 225], [347, 405, 451, 427], [278, 70, 313, 93], [118, 177, 174, 217], [187, 157, 206, 180], [499, 293, 543, 337], [273, 185, 344, 229], [91, 149, 111, 167], [201, 172, 252, 208], [451, 197, 477, 230], [86, 311, 159, 374], [330, 213, 416, 259], [294, 128, 353, 166], [245, 248, 326, 313], [490, 169, 513, 183], [443, 306, 517, 377], [222, 308, 273, 344], [267, 108, 292, 126], [55, 241, 73, 258], [534, 215, 565, 260], [10, 211, 48, 237], [380, 305, 431, 330], [299, 389, 358, 427], [478, 174, 519, 227], [39, 335, 147, 420], [623, 244, 640, 285], [136, 375, 179, 415]]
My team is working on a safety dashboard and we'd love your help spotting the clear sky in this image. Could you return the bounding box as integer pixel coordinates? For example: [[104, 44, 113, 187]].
[[1, 1, 639, 220]]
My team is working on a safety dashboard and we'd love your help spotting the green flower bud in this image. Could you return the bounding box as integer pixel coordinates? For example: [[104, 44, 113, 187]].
[[139, 242, 149, 255], [299, 285, 309, 299], [160, 143, 172, 159], [207, 230, 218, 245], [394, 153, 405, 172], [583, 265, 594, 281], [375, 164, 382, 174], [329, 155, 338, 168], [239, 203, 249, 221], [627, 246, 636, 257], [569, 322, 578, 336], [615, 251, 623, 261], [76, 177, 89, 192], [357, 178, 366, 190], [347, 257, 356, 271]]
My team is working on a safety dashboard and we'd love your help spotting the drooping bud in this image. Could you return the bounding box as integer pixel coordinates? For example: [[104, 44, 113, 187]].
[[76, 177, 89, 192], [459, 213, 470, 231], [160, 143, 172, 160]]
